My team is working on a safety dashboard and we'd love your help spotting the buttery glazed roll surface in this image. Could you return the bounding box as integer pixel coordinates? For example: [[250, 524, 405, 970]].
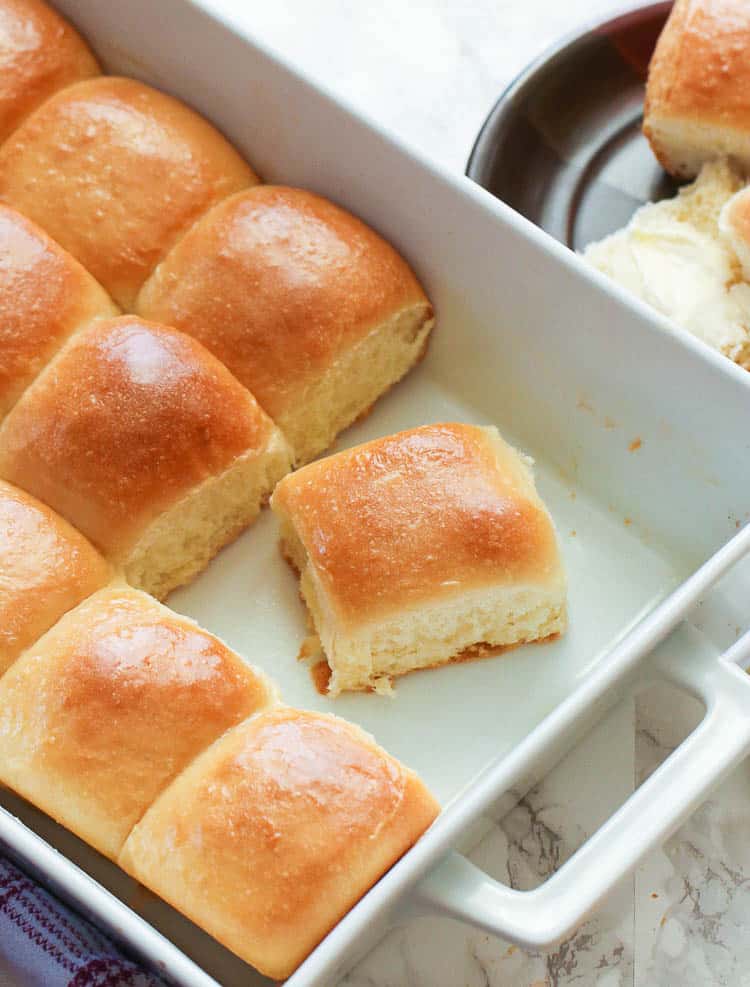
[[120, 707, 439, 980], [273, 423, 563, 620], [0, 203, 118, 419], [644, 0, 750, 178], [0, 479, 110, 677], [271, 423, 567, 693], [0, 76, 258, 307], [0, 0, 99, 143], [137, 185, 434, 463], [0, 316, 289, 597], [0, 585, 275, 860]]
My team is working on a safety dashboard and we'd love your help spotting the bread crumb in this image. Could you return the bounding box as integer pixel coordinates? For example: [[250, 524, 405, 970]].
[[372, 675, 395, 697], [629, 437, 642, 452], [298, 635, 322, 663]]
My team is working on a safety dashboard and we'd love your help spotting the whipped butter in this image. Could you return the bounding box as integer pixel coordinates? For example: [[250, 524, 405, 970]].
[[583, 160, 750, 367]]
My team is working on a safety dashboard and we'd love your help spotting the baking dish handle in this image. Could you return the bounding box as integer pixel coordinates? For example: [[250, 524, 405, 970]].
[[413, 636, 750, 950]]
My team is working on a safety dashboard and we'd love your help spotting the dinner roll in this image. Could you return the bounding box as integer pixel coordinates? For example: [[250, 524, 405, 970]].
[[0, 585, 275, 860], [720, 186, 750, 282], [0, 76, 258, 307], [119, 707, 439, 980], [0, 0, 99, 143], [0, 479, 110, 677], [0, 204, 118, 419], [136, 186, 434, 464], [271, 423, 567, 695], [644, 0, 750, 179], [0, 316, 291, 599]]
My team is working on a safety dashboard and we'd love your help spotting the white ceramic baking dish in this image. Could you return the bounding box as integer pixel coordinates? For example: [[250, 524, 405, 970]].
[[4, 1, 750, 984]]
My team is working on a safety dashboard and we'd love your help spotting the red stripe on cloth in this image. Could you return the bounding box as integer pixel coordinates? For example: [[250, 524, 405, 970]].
[[0, 855, 165, 986], [0, 872, 89, 962], [0, 898, 78, 974]]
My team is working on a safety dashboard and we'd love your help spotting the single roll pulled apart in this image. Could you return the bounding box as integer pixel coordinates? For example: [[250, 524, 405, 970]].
[[272, 423, 567, 694]]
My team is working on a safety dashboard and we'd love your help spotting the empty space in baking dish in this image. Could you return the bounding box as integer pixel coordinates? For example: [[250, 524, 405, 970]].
[[170, 364, 681, 807]]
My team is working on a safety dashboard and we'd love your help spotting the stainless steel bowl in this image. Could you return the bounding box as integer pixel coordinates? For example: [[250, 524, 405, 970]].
[[467, 2, 675, 249]]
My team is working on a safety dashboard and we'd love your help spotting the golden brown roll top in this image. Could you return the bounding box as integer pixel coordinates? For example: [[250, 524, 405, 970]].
[[0, 316, 290, 597], [0, 585, 275, 860], [137, 185, 434, 463], [272, 423, 564, 627], [272, 423, 567, 693], [0, 479, 110, 676], [644, 0, 750, 178], [0, 76, 258, 307], [0, 203, 118, 419], [120, 707, 439, 980], [0, 0, 99, 143]]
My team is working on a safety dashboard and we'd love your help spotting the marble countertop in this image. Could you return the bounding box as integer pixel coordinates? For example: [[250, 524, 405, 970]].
[[221, 2, 749, 984]]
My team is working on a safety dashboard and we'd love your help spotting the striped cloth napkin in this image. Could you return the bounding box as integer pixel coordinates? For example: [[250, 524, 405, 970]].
[[0, 855, 163, 987]]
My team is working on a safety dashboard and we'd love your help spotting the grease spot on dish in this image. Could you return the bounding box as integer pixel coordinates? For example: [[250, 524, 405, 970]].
[[310, 659, 331, 695]]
